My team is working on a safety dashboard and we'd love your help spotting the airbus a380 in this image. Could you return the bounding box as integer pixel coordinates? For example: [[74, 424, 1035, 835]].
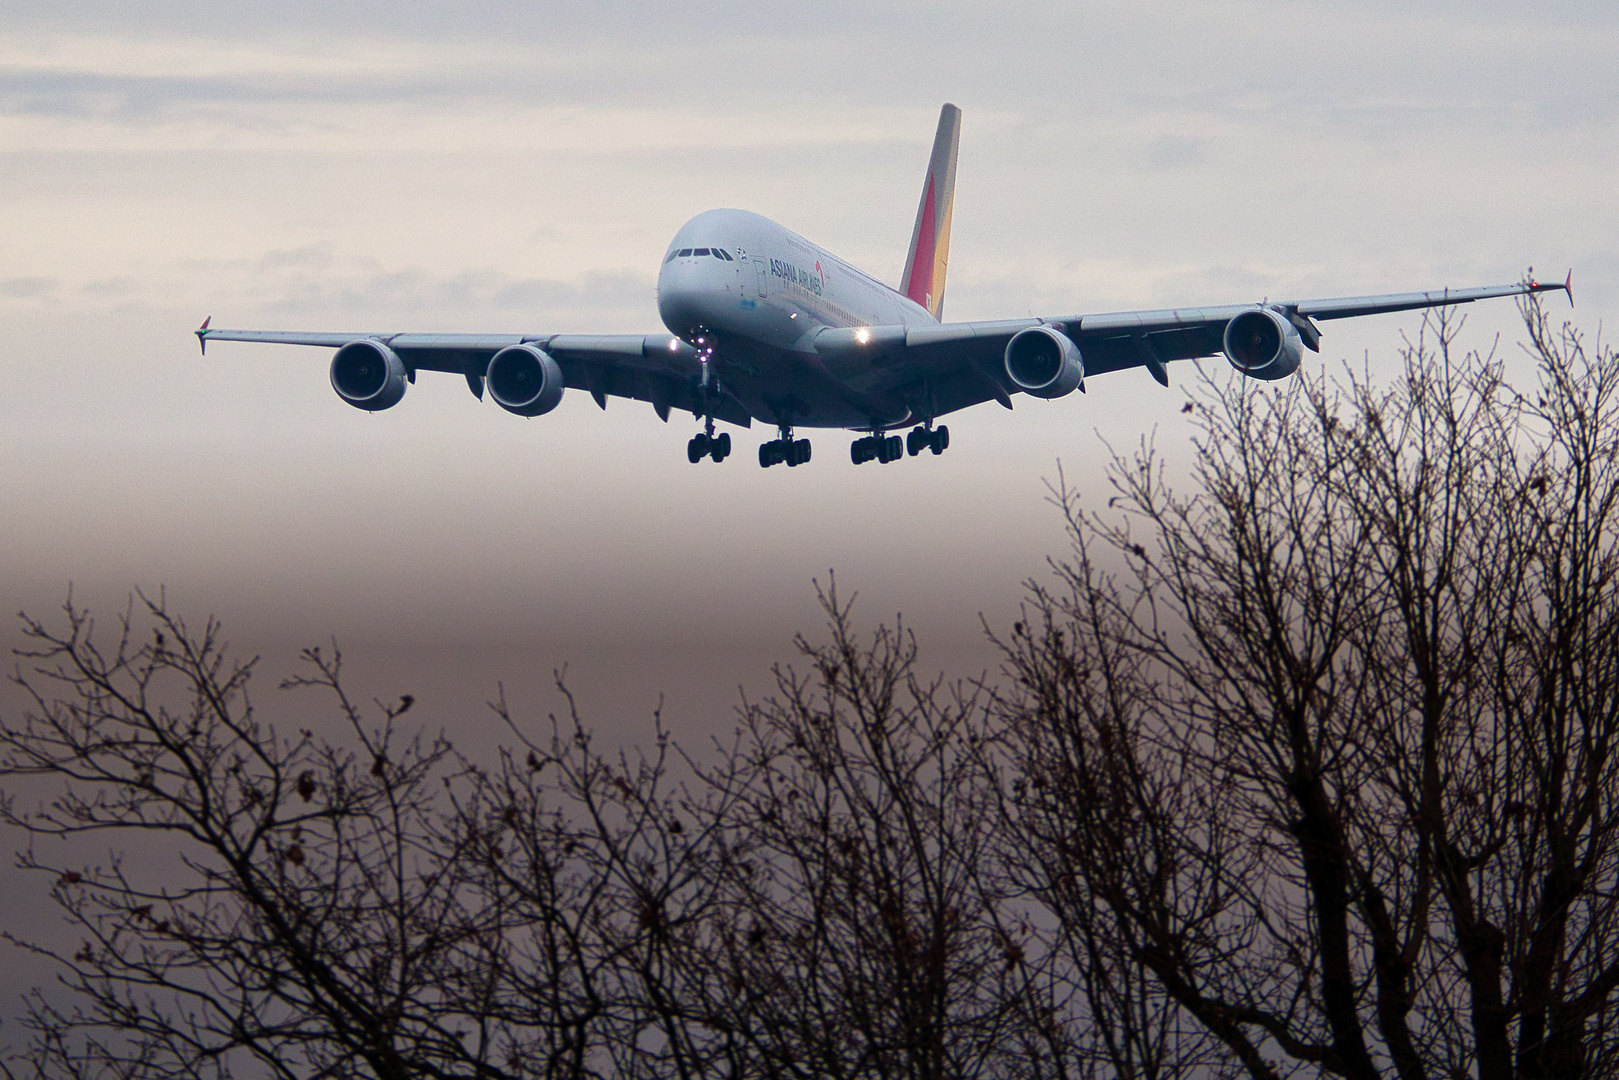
[[198, 104, 1569, 469]]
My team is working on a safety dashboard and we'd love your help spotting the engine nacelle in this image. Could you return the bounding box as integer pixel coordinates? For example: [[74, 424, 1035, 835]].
[[330, 340, 408, 411], [1004, 325, 1085, 398], [487, 344, 565, 417], [1222, 308, 1304, 381]]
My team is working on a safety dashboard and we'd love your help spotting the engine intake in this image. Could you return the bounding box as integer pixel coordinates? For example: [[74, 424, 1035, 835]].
[[1004, 325, 1085, 398], [487, 344, 565, 417], [1222, 309, 1304, 381], [330, 340, 408, 411]]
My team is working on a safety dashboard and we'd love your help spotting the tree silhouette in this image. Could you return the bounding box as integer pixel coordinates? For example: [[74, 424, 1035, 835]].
[[997, 297, 1619, 1080]]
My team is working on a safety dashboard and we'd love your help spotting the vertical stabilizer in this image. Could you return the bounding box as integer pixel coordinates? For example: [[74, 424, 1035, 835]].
[[900, 103, 961, 321]]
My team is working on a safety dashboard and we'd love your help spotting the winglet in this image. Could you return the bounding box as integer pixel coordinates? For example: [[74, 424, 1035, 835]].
[[1524, 271, 1574, 308], [196, 315, 211, 356], [900, 104, 961, 321]]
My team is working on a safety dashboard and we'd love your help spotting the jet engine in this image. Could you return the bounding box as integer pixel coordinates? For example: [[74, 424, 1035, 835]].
[[330, 340, 408, 411], [1004, 325, 1085, 398], [487, 343, 565, 417], [1222, 308, 1304, 381]]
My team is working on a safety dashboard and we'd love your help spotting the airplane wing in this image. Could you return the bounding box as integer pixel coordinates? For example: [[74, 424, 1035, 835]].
[[815, 277, 1571, 416], [196, 326, 753, 426]]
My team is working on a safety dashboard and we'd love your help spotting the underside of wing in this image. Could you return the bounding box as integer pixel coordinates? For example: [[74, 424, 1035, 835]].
[[197, 325, 753, 427], [815, 275, 1568, 415]]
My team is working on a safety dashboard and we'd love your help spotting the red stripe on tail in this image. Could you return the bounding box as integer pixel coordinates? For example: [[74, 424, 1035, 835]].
[[906, 177, 937, 310]]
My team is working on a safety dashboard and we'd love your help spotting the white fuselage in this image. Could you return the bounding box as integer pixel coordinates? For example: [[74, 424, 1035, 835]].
[[656, 209, 936, 353]]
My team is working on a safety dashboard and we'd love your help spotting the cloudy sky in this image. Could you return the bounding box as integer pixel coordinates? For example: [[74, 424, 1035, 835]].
[[1, 0, 1613, 1010]]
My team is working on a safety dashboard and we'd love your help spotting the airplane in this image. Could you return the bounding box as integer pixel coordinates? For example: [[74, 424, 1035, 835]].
[[197, 104, 1570, 469]]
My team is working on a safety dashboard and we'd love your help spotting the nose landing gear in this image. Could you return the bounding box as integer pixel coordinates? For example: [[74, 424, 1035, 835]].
[[685, 335, 732, 463]]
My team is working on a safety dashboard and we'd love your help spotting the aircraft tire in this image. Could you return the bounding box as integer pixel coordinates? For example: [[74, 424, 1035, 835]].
[[907, 428, 927, 456], [884, 435, 903, 462], [688, 434, 709, 463], [931, 426, 949, 454], [796, 439, 811, 465], [711, 432, 731, 462]]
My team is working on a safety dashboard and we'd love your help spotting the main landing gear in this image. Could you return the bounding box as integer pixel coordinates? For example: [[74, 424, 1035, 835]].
[[851, 424, 949, 465], [760, 424, 811, 468], [687, 429, 731, 463]]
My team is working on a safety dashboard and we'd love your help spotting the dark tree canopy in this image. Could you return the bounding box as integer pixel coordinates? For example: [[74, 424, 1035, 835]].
[[3, 297, 1616, 1080]]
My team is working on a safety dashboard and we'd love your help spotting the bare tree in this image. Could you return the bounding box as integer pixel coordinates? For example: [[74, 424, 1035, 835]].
[[0, 598, 719, 1080], [0, 597, 483, 1080], [685, 583, 1057, 1080], [996, 297, 1619, 1080], [440, 692, 743, 1080], [0, 589, 1058, 1080]]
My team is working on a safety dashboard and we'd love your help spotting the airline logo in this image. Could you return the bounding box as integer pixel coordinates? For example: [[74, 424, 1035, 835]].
[[770, 258, 826, 297]]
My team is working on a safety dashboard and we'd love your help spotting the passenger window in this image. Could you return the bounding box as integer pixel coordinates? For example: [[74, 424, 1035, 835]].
[[678, 248, 692, 257]]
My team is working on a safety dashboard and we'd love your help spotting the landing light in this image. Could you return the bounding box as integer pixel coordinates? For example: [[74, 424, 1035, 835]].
[[668, 338, 679, 351], [856, 327, 871, 345]]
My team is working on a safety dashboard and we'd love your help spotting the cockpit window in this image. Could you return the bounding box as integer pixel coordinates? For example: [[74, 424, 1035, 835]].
[[668, 247, 734, 262]]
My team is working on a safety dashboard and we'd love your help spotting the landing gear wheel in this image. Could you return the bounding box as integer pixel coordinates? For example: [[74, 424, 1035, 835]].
[[930, 425, 949, 455], [687, 433, 710, 463], [711, 431, 731, 462], [761, 423, 809, 469], [907, 427, 928, 457], [852, 434, 896, 465]]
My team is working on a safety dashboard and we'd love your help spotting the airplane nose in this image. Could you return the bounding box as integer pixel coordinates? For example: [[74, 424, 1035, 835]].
[[658, 260, 723, 337]]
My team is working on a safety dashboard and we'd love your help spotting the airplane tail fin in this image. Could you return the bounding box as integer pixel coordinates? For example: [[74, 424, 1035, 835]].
[[900, 103, 961, 321]]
